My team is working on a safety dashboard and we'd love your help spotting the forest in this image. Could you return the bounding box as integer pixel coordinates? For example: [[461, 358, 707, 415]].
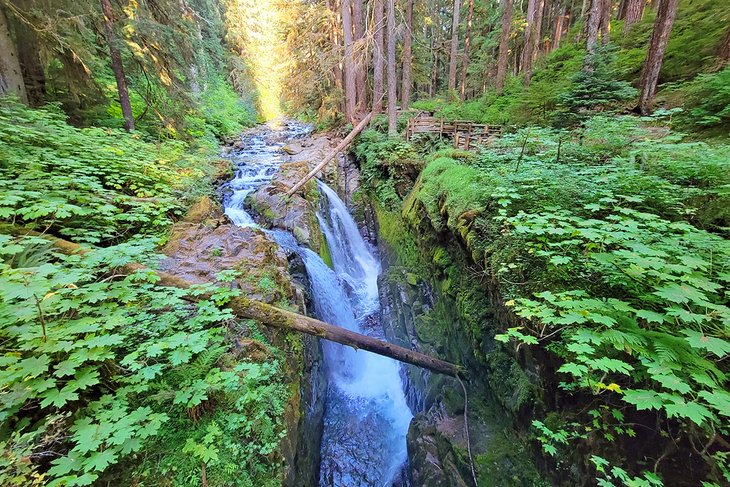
[[0, 0, 728, 486]]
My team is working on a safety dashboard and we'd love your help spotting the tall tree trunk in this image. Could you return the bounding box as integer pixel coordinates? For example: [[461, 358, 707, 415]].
[[638, 0, 679, 115], [326, 0, 344, 113], [341, 0, 356, 122], [372, 0, 385, 112], [495, 0, 513, 93], [401, 0, 413, 109], [430, 38, 439, 96], [616, 0, 627, 19], [353, 0, 367, 112], [459, 0, 474, 100], [553, 7, 570, 51], [100, 0, 134, 131], [429, 2, 439, 97], [15, 22, 45, 107], [599, 0, 612, 45], [386, 0, 397, 134], [0, 7, 28, 103], [580, 0, 590, 23], [521, 0, 545, 86], [447, 0, 461, 92], [623, 0, 645, 32], [585, 0, 602, 54]]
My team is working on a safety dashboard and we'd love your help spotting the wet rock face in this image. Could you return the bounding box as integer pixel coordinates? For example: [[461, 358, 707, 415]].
[[407, 413, 471, 487], [375, 207, 544, 486], [248, 160, 324, 253], [161, 196, 326, 485], [161, 203, 292, 305]]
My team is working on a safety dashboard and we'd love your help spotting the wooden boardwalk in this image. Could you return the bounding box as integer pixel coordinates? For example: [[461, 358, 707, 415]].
[[405, 114, 502, 150]]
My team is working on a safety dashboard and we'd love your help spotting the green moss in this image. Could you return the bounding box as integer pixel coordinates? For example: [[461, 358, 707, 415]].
[[319, 234, 333, 268], [474, 432, 547, 487], [432, 247, 452, 267]]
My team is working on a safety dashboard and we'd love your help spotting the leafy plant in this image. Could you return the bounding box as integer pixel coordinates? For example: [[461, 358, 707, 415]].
[[358, 113, 730, 484], [0, 235, 288, 486]]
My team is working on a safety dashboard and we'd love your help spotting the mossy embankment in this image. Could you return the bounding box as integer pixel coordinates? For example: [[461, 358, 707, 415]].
[[356, 117, 730, 485]]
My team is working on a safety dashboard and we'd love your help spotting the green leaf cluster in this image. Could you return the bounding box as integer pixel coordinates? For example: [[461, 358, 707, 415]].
[[0, 236, 287, 486], [0, 101, 217, 243], [358, 112, 730, 484]]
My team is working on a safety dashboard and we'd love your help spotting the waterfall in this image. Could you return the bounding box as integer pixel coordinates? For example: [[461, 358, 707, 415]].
[[223, 122, 412, 486], [224, 120, 309, 226], [314, 181, 412, 487]]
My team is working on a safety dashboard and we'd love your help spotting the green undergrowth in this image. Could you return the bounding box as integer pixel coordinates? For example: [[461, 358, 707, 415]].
[[0, 100, 221, 244], [356, 115, 730, 485], [412, 0, 730, 132], [0, 102, 290, 486]]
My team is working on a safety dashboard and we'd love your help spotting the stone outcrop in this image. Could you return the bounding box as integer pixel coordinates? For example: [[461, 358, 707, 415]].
[[248, 160, 325, 253], [160, 195, 326, 486], [375, 202, 544, 486]]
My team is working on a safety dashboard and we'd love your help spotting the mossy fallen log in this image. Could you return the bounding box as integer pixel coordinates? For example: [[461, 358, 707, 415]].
[[4, 226, 465, 377]]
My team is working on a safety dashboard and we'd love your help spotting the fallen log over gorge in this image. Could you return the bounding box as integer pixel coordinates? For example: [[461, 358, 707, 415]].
[[285, 111, 372, 197], [4, 227, 465, 377]]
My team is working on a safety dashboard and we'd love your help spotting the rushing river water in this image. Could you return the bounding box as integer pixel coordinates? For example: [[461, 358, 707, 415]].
[[223, 121, 413, 486]]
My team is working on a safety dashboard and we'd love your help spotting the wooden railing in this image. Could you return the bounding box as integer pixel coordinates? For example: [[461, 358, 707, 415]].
[[405, 116, 503, 150]]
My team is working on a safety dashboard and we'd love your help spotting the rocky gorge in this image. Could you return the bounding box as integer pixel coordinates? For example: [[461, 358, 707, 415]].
[[157, 121, 547, 487]]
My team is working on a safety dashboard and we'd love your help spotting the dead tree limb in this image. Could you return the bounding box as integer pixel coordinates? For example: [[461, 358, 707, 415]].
[[4, 227, 464, 377], [285, 112, 372, 197]]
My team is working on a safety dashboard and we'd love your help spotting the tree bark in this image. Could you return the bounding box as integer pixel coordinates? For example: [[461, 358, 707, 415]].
[[430, 39, 439, 96], [429, 15, 439, 96], [401, 0, 413, 110], [585, 0, 602, 54], [326, 0, 344, 112], [386, 0, 397, 134], [521, 0, 545, 86], [353, 0, 367, 113], [372, 0, 385, 112], [4, 226, 464, 378], [459, 0, 474, 100], [623, 0, 645, 33], [0, 7, 27, 103], [341, 0, 356, 122], [552, 7, 570, 51], [15, 21, 45, 107], [638, 0, 679, 115], [495, 0, 513, 93], [599, 0, 612, 45], [447, 0, 461, 92], [100, 0, 134, 132]]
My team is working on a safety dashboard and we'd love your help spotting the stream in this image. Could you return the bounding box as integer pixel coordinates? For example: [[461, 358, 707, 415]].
[[223, 121, 413, 486]]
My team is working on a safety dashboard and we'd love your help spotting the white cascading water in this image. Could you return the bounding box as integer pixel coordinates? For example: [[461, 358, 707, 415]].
[[315, 181, 413, 487], [224, 120, 310, 226], [223, 121, 412, 486]]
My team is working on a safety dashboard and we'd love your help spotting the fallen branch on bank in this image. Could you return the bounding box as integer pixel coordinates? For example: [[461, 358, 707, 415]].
[[4, 227, 465, 377], [285, 112, 372, 197]]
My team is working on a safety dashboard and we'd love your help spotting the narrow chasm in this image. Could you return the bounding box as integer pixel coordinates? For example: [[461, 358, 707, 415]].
[[221, 121, 416, 486]]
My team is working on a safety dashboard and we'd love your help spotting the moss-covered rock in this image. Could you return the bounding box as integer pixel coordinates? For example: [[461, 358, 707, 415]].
[[374, 198, 543, 486], [248, 160, 326, 253], [161, 196, 326, 485]]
